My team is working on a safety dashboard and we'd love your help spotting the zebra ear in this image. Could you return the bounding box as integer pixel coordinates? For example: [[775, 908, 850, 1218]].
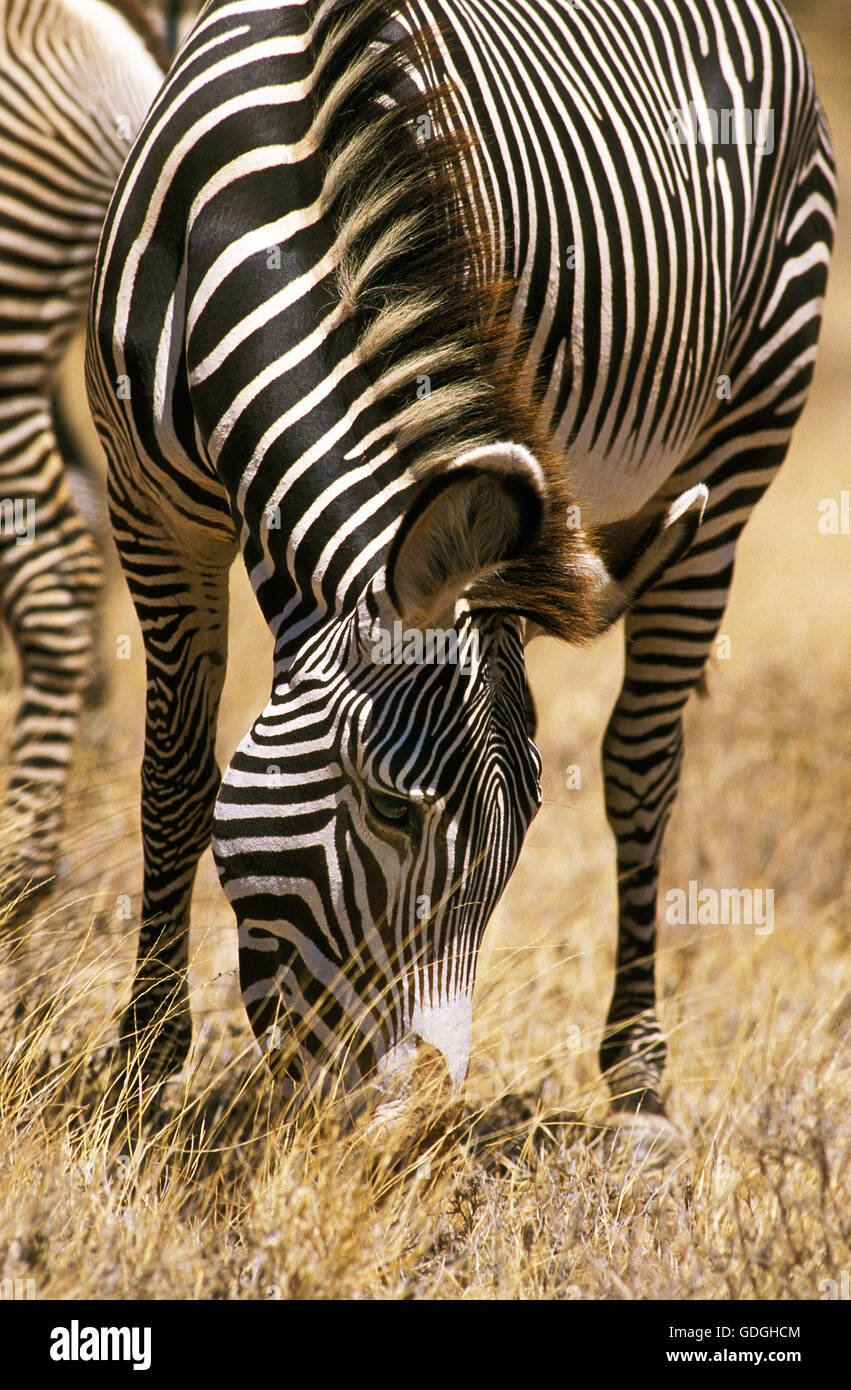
[[386, 444, 545, 628], [588, 484, 709, 629]]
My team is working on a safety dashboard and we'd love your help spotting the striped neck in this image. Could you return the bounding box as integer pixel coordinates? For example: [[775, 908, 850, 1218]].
[[177, 0, 551, 657]]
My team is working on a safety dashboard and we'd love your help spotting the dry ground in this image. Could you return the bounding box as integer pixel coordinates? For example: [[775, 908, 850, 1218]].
[[0, 0, 848, 1301]]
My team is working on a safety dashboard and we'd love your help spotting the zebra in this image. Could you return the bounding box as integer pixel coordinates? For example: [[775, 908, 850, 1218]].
[[86, 0, 834, 1125], [0, 1, 196, 921]]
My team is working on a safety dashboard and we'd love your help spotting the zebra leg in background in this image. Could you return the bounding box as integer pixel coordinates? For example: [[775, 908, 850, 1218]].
[[50, 393, 111, 708], [113, 507, 234, 1079], [599, 106, 834, 1118], [601, 429, 806, 1113], [601, 420, 834, 1118], [0, 0, 165, 920], [600, 522, 741, 1113], [0, 422, 102, 917]]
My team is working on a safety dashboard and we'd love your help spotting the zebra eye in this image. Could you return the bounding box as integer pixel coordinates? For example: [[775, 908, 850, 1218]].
[[366, 787, 414, 832]]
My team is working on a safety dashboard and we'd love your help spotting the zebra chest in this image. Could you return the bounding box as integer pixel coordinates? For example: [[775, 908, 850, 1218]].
[[556, 434, 697, 528], [538, 266, 733, 525]]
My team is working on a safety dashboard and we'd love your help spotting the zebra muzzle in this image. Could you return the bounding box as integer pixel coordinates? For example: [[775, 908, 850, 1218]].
[[362, 1037, 463, 1169]]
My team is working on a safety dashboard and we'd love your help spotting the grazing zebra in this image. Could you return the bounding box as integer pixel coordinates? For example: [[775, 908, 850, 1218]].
[[0, 1, 179, 918], [87, 0, 834, 1123]]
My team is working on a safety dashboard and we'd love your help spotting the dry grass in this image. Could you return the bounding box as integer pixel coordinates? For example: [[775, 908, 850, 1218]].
[[0, 1, 849, 1302], [1, 731, 849, 1304]]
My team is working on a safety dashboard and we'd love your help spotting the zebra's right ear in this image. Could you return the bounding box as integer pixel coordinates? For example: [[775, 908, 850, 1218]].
[[385, 444, 546, 629]]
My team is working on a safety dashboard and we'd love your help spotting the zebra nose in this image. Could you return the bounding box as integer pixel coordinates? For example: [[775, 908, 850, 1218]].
[[410, 1038, 453, 1097], [371, 1033, 453, 1117], [366, 1037, 460, 1164]]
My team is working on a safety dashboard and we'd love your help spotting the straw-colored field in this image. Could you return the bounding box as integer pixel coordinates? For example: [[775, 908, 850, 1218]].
[[0, 0, 848, 1300]]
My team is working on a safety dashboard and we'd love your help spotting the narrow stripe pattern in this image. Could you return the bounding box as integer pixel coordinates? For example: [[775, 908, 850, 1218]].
[[86, 0, 835, 1109], [0, 0, 166, 914]]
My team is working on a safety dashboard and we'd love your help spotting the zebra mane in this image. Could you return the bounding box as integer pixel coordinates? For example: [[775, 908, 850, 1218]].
[[308, 0, 601, 644]]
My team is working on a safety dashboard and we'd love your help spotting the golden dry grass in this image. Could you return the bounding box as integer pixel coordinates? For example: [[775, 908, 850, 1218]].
[[0, 0, 849, 1302]]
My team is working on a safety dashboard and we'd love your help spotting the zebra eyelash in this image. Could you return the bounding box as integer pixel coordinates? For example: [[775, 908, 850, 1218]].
[[364, 786, 418, 836]]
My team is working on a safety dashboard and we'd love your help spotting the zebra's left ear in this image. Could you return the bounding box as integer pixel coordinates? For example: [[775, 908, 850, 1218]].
[[386, 444, 546, 628], [587, 484, 709, 630], [474, 480, 709, 646]]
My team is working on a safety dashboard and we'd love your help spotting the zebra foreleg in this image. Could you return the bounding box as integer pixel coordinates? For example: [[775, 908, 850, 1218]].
[[598, 436, 803, 1116], [118, 535, 232, 1082], [598, 102, 833, 1119]]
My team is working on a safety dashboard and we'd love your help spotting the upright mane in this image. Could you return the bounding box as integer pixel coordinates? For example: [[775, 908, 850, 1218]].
[[307, 0, 600, 643]]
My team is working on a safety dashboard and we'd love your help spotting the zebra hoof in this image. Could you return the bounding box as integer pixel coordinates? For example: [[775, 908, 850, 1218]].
[[118, 1000, 192, 1083], [599, 1109, 686, 1171]]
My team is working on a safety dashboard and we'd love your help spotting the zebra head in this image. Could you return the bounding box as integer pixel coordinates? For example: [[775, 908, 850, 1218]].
[[212, 443, 707, 1117]]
